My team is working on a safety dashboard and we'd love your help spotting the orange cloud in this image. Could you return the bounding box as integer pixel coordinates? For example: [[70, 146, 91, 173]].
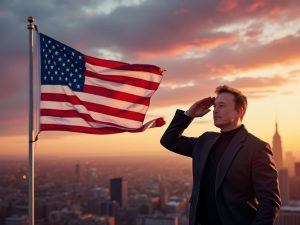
[[196, 34, 300, 77], [217, 0, 239, 12], [247, 0, 266, 12], [137, 33, 237, 59], [228, 75, 297, 89]]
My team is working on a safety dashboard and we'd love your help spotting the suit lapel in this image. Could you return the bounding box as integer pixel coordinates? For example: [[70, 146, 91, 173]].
[[215, 127, 248, 192]]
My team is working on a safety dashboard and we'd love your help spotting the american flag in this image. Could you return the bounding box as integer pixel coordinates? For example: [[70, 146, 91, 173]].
[[39, 33, 165, 134]]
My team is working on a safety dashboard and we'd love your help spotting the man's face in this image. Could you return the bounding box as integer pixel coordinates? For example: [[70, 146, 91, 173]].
[[213, 92, 241, 131]]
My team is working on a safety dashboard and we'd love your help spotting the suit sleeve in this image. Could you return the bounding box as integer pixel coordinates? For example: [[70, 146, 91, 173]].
[[160, 109, 197, 157], [251, 143, 281, 225]]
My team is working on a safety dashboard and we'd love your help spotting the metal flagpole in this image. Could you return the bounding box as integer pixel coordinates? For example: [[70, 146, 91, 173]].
[[27, 16, 36, 225]]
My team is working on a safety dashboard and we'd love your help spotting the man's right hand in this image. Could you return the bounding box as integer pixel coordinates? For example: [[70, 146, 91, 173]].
[[185, 97, 215, 118]]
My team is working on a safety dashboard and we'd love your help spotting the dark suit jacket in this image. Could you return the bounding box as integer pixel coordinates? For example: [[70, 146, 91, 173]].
[[160, 110, 281, 225]]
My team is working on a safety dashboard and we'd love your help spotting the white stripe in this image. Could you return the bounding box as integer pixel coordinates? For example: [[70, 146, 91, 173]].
[[85, 76, 155, 97], [40, 101, 143, 128], [41, 116, 159, 131], [41, 116, 106, 128], [41, 85, 149, 113], [85, 62, 162, 83], [41, 116, 132, 129], [41, 101, 142, 128], [40, 116, 143, 130]]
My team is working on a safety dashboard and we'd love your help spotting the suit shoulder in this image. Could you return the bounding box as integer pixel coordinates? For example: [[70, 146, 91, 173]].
[[199, 131, 219, 138], [246, 133, 272, 154]]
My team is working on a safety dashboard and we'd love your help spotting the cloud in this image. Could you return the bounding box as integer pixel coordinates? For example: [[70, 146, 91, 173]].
[[228, 75, 297, 89], [1, 0, 300, 137], [186, 34, 300, 78], [217, 0, 239, 12]]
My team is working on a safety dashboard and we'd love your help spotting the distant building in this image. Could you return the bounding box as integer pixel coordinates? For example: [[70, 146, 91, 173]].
[[166, 196, 187, 214], [68, 214, 115, 225], [85, 168, 98, 185], [75, 163, 82, 181], [100, 200, 120, 217], [278, 169, 289, 205], [158, 175, 169, 210], [136, 215, 179, 225], [290, 162, 300, 200], [129, 193, 158, 214], [275, 203, 300, 225], [110, 177, 128, 208], [285, 152, 296, 176], [289, 176, 300, 200], [78, 215, 115, 225], [92, 187, 110, 200], [295, 162, 300, 177], [4, 215, 28, 225], [272, 121, 283, 169]]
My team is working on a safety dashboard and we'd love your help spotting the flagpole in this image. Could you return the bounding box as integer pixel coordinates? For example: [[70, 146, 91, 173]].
[[27, 16, 36, 225]]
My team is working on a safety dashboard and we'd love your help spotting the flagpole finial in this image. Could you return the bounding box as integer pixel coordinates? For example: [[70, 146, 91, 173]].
[[27, 16, 35, 30]]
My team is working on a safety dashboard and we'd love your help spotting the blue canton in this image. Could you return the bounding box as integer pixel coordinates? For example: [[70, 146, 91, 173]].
[[40, 33, 85, 91]]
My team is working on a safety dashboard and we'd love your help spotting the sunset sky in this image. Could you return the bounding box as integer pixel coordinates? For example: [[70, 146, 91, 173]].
[[1, 0, 300, 160]]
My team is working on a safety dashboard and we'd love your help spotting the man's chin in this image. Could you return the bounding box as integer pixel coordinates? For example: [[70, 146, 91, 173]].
[[214, 122, 222, 128]]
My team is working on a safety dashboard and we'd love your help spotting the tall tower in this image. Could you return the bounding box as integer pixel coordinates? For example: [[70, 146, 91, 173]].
[[75, 163, 82, 181], [272, 120, 283, 169], [110, 177, 128, 208]]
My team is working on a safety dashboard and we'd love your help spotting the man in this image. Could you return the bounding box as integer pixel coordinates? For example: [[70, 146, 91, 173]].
[[160, 85, 281, 225]]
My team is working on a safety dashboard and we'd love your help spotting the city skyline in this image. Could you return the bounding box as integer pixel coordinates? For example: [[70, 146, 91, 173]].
[[1, 0, 300, 159], [1, 153, 300, 225]]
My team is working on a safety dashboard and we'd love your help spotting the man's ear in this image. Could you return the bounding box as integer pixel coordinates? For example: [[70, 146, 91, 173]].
[[238, 107, 244, 119]]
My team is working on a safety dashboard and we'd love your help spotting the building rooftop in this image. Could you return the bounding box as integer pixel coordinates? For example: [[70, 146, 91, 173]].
[[281, 201, 300, 212]]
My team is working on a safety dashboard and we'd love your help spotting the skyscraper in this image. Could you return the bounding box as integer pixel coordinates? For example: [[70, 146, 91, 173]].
[[285, 152, 296, 176], [295, 162, 300, 177], [278, 168, 289, 205], [75, 163, 82, 182], [272, 121, 283, 169], [110, 177, 128, 208]]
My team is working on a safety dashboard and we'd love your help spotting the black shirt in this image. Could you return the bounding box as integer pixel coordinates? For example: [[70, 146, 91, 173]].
[[197, 125, 243, 225]]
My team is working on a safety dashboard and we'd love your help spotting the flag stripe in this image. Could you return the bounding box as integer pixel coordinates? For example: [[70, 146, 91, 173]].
[[40, 95, 146, 121], [85, 76, 155, 97], [85, 56, 163, 75], [85, 70, 160, 90], [41, 124, 127, 134], [40, 117, 165, 134], [84, 85, 150, 106], [41, 109, 143, 128], [41, 85, 148, 113], [40, 101, 144, 127], [85, 62, 162, 83]]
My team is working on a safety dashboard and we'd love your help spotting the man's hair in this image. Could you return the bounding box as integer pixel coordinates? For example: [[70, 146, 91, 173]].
[[215, 85, 248, 118]]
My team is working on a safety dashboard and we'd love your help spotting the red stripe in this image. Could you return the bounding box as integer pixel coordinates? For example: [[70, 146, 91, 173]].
[[40, 109, 140, 128], [85, 55, 163, 75], [40, 93, 146, 121], [40, 117, 165, 134], [129, 117, 166, 133], [85, 70, 160, 90], [40, 124, 127, 134], [84, 85, 150, 106]]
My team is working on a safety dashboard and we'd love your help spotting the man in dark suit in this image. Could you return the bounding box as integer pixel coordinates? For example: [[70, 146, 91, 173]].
[[160, 85, 281, 225]]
